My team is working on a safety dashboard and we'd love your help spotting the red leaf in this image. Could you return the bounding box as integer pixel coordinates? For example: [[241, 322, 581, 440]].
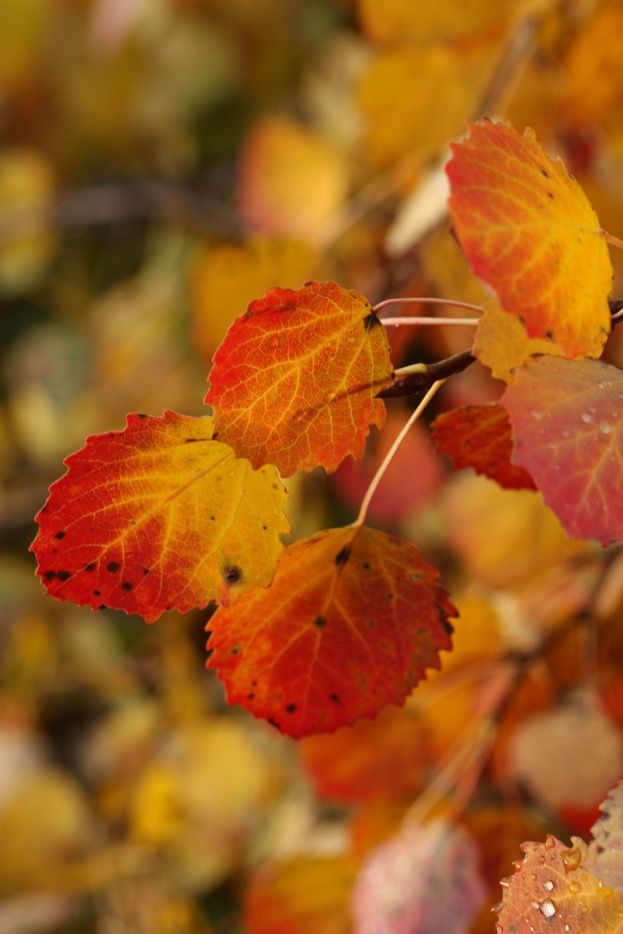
[[205, 281, 394, 476], [432, 403, 536, 491], [31, 412, 289, 622], [503, 356, 623, 545], [206, 525, 455, 738]]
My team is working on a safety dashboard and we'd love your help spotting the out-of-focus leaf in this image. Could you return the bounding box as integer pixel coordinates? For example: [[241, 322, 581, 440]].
[[585, 780, 623, 895]]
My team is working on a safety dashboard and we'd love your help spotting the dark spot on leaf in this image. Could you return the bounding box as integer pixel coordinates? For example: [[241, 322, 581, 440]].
[[313, 615, 326, 628], [304, 280, 313, 286], [44, 570, 56, 580], [212, 431, 219, 440], [442, 619, 455, 635], [362, 562, 371, 570], [547, 191, 554, 199], [231, 645, 241, 655], [335, 546, 351, 566], [540, 167, 549, 177], [54, 530, 65, 540], [98, 604, 108, 610], [107, 561, 120, 573], [84, 562, 96, 572], [272, 482, 279, 490], [223, 565, 242, 584], [138, 413, 148, 418], [262, 524, 268, 531], [285, 703, 297, 713], [545, 329, 555, 340], [329, 692, 342, 704], [143, 568, 150, 575], [267, 717, 280, 729], [93, 590, 101, 596], [122, 581, 133, 591], [247, 692, 255, 699], [363, 312, 381, 331], [184, 437, 201, 443], [387, 592, 393, 600], [57, 570, 72, 581]]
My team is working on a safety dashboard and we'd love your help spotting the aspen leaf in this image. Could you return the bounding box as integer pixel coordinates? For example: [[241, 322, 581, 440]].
[[299, 705, 429, 804], [31, 411, 289, 622], [473, 300, 564, 383], [510, 691, 623, 813], [586, 781, 623, 896], [245, 855, 357, 934], [206, 525, 455, 738], [432, 403, 536, 491], [352, 820, 487, 934], [357, 0, 510, 45], [503, 356, 623, 545], [237, 116, 348, 244], [496, 836, 623, 934], [447, 120, 612, 358], [206, 281, 394, 476], [191, 237, 318, 359]]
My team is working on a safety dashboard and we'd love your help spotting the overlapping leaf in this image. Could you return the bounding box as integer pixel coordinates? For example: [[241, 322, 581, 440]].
[[473, 300, 564, 383], [31, 411, 289, 622], [496, 836, 623, 933], [503, 356, 623, 544], [206, 281, 394, 476], [447, 120, 612, 358], [586, 781, 623, 895], [432, 403, 536, 491], [206, 525, 455, 738]]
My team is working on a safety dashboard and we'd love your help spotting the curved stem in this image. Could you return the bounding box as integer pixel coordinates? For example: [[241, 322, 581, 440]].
[[380, 316, 481, 327], [350, 380, 444, 529], [373, 296, 482, 315]]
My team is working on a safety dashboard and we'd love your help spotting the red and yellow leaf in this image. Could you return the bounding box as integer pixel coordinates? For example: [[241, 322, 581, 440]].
[[31, 411, 289, 623], [503, 356, 623, 545], [496, 836, 623, 933], [432, 402, 536, 491], [206, 525, 455, 738], [206, 281, 394, 476], [447, 120, 612, 358], [473, 299, 564, 383]]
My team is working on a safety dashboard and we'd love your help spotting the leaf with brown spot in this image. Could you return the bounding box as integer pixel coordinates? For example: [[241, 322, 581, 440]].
[[31, 411, 289, 623], [206, 281, 394, 476], [447, 120, 612, 358], [206, 526, 455, 738]]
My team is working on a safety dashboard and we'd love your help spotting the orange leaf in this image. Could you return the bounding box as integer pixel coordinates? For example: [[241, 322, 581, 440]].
[[447, 120, 612, 358], [473, 299, 564, 383], [31, 412, 289, 622], [432, 402, 536, 491], [206, 525, 455, 738], [206, 281, 394, 476], [237, 116, 348, 244], [503, 356, 623, 545], [496, 836, 623, 933], [245, 855, 357, 934], [299, 705, 429, 803]]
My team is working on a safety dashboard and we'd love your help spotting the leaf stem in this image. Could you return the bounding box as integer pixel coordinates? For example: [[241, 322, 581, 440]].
[[351, 380, 444, 529], [380, 316, 481, 327], [373, 296, 482, 315], [603, 230, 623, 250]]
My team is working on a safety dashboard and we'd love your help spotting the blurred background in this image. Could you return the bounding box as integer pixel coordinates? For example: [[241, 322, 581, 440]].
[[3, 1, 623, 931]]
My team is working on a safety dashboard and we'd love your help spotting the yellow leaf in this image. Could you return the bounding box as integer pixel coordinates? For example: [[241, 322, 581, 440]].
[[473, 299, 564, 382]]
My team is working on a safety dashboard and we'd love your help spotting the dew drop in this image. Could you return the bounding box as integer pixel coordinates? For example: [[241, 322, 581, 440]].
[[564, 926, 570, 933], [539, 899, 556, 918], [543, 880, 554, 892], [600, 422, 612, 435], [532, 411, 542, 420], [581, 412, 592, 424], [568, 881, 581, 894]]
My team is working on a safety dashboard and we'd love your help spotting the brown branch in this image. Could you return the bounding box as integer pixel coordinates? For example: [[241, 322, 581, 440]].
[[378, 350, 475, 399]]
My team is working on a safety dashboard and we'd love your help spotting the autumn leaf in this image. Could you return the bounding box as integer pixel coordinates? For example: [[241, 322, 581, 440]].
[[245, 855, 357, 934], [432, 403, 536, 491], [357, 0, 511, 45], [299, 705, 429, 804], [496, 836, 623, 933], [503, 356, 623, 545], [447, 120, 612, 358], [206, 281, 394, 476], [473, 299, 564, 383], [352, 820, 487, 934], [237, 116, 349, 244], [206, 525, 455, 738], [585, 781, 623, 895], [31, 411, 289, 622]]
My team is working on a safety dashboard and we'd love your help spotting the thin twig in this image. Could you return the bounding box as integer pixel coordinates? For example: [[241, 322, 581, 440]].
[[381, 316, 481, 327], [374, 296, 482, 315]]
